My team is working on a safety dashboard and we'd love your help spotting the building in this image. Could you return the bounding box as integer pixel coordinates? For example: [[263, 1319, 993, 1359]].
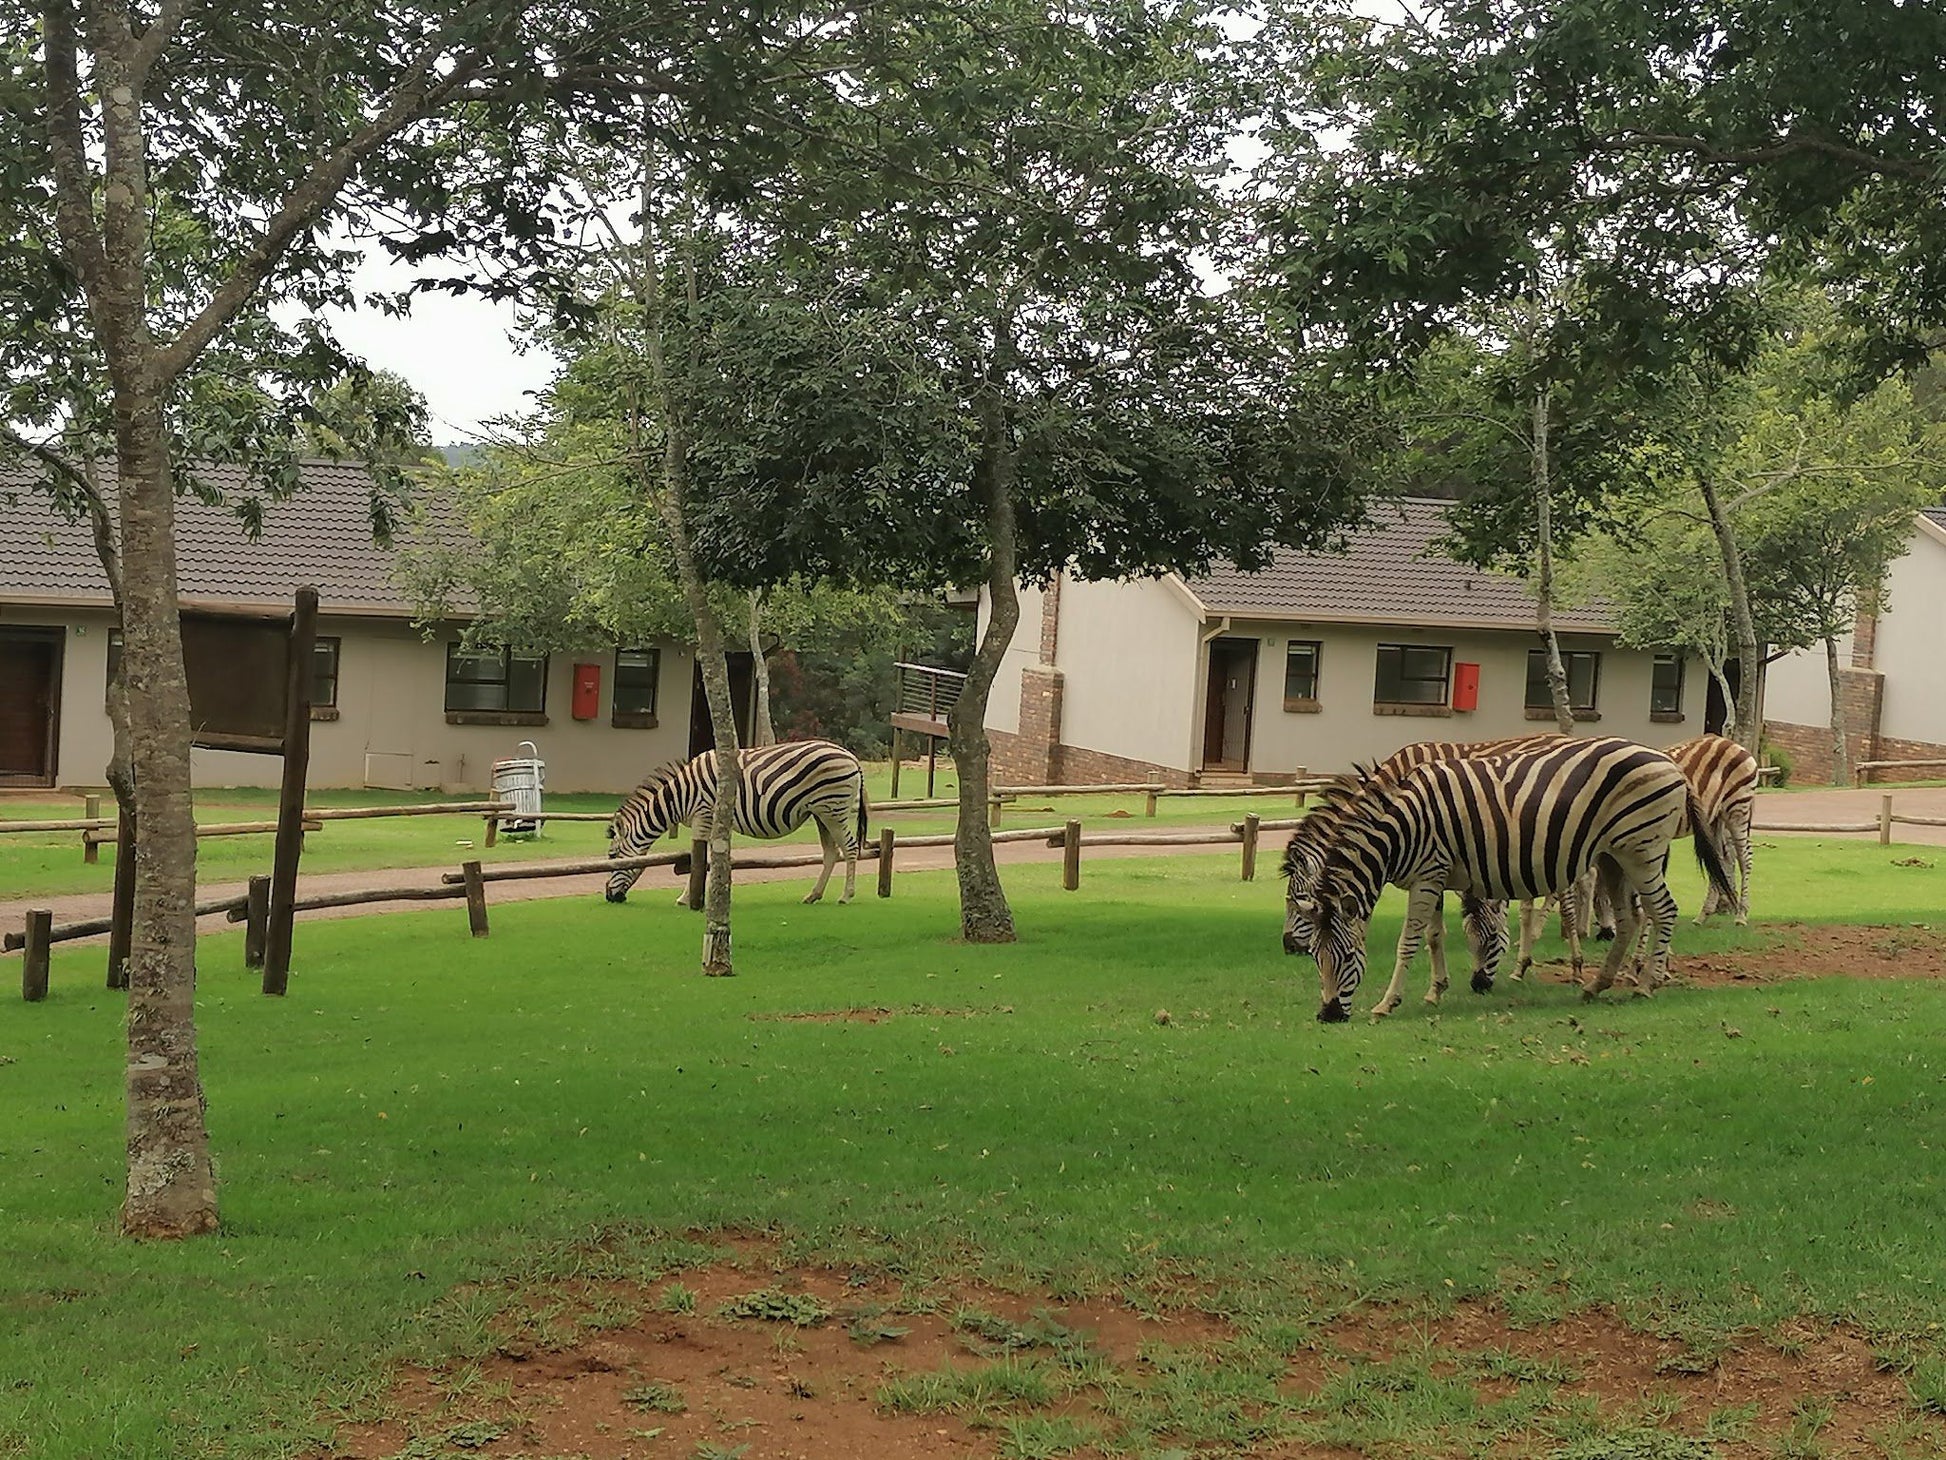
[[1760, 508, 1946, 782], [0, 460, 734, 793], [981, 498, 1713, 786]]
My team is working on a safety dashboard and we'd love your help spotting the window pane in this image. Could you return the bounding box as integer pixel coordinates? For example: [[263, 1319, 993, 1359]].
[[449, 650, 505, 683], [447, 680, 506, 711], [615, 647, 658, 715], [1284, 642, 1318, 700], [312, 638, 340, 708], [1376, 645, 1450, 704], [508, 654, 547, 712], [1401, 646, 1447, 680], [1525, 650, 1550, 708], [1652, 655, 1684, 714], [1568, 653, 1599, 710]]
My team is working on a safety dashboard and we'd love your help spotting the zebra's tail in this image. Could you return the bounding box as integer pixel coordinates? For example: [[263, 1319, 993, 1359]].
[[857, 781, 870, 845], [1688, 791, 1737, 910]]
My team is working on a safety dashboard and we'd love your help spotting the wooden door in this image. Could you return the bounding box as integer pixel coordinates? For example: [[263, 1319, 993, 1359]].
[[688, 652, 756, 757], [0, 629, 62, 787], [1201, 638, 1258, 771]]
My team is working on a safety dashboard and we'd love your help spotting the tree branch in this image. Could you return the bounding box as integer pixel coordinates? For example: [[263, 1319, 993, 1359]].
[[1594, 130, 1937, 185], [1, 428, 124, 603], [41, 0, 109, 302], [130, 0, 194, 78]]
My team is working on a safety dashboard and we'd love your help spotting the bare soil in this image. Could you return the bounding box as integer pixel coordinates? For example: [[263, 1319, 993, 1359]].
[[1519, 922, 1946, 991], [318, 1239, 1941, 1460]]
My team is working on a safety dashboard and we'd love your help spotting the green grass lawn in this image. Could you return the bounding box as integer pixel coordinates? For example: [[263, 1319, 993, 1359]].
[[0, 764, 1307, 900], [3, 841, 1945, 1458]]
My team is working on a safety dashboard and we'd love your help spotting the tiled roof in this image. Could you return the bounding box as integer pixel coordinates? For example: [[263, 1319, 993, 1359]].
[[0, 459, 432, 616], [1921, 506, 1946, 530], [1185, 497, 1616, 632]]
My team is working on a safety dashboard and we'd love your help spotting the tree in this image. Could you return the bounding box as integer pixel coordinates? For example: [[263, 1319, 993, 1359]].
[[683, 0, 1377, 943], [0, 0, 708, 1235]]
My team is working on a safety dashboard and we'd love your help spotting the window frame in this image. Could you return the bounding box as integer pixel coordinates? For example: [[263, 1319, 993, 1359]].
[[612, 645, 661, 726], [1373, 643, 1453, 710], [1282, 639, 1322, 711], [1524, 648, 1602, 717], [443, 643, 549, 719], [1650, 653, 1686, 721]]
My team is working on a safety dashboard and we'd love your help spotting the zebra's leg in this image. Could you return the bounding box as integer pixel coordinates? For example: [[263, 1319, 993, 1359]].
[[1513, 899, 1540, 980], [1591, 872, 1618, 940], [839, 808, 860, 905], [1372, 891, 1431, 1017], [1465, 894, 1504, 994], [1560, 890, 1586, 985], [1583, 857, 1637, 998], [803, 819, 838, 904], [1613, 850, 1679, 989], [1733, 811, 1753, 927], [1372, 886, 1443, 1018]]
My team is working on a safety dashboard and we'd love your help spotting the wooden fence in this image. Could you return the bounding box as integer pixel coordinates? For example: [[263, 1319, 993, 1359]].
[[0, 798, 516, 864]]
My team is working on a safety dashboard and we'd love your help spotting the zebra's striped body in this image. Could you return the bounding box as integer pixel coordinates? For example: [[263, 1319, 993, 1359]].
[[1293, 736, 1735, 1021], [1668, 735, 1758, 925], [605, 740, 869, 906], [1282, 735, 1554, 1016]]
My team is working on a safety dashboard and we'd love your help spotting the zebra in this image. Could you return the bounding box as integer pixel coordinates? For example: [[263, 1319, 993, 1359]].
[[1667, 735, 1759, 925], [1282, 735, 1556, 1016], [604, 740, 869, 906], [1291, 736, 1736, 1022]]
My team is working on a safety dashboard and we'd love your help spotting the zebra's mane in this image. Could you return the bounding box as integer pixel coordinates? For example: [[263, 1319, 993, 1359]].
[[623, 761, 688, 807]]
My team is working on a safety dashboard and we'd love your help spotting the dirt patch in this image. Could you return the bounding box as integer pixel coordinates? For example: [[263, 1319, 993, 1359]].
[[316, 1241, 1940, 1460], [1522, 922, 1946, 990], [748, 1006, 1013, 1025]]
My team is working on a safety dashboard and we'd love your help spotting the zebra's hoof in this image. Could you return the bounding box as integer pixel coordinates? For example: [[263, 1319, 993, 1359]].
[[1317, 1002, 1350, 1024], [1470, 970, 1494, 994], [605, 891, 628, 905], [1370, 1001, 1396, 1019], [801, 892, 823, 905], [1595, 927, 1617, 942], [1734, 916, 1749, 928]]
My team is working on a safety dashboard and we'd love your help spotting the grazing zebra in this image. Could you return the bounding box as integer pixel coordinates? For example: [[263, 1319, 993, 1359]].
[[1282, 735, 1555, 1016], [1292, 736, 1736, 1022], [604, 740, 869, 906], [1667, 735, 1758, 925]]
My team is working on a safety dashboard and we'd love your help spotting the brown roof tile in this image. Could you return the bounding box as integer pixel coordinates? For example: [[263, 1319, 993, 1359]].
[[1185, 497, 1615, 632], [0, 459, 430, 616]]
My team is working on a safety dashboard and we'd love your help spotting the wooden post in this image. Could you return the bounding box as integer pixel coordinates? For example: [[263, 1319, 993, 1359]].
[[107, 807, 135, 989], [1294, 769, 1308, 809], [1880, 794, 1894, 847], [82, 794, 101, 863], [926, 734, 938, 799], [989, 794, 1003, 829], [22, 911, 52, 1002], [462, 860, 490, 937], [243, 876, 271, 969], [1144, 789, 1158, 818], [264, 586, 319, 996], [1062, 819, 1081, 891], [1241, 813, 1261, 881], [484, 814, 498, 848], [877, 828, 895, 898], [686, 837, 708, 911], [889, 727, 903, 800]]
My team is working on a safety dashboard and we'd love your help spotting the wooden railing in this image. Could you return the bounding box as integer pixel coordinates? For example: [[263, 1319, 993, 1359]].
[[893, 661, 966, 725]]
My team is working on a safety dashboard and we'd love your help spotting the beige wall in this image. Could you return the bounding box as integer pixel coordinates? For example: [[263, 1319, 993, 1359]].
[[1874, 525, 1946, 747], [4, 606, 692, 794], [1056, 578, 1202, 768], [1761, 632, 1847, 728], [977, 581, 1044, 737], [1237, 622, 1700, 776]]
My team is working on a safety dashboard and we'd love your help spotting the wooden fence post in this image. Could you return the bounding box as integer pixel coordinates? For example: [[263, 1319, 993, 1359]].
[[687, 838, 708, 910], [1294, 770, 1308, 810], [484, 814, 498, 848], [82, 795, 101, 863], [22, 911, 51, 1002], [889, 728, 903, 800], [989, 794, 1003, 829], [1241, 813, 1261, 881], [1880, 794, 1894, 847], [462, 860, 490, 936], [107, 809, 135, 990], [243, 876, 271, 969], [1062, 820, 1081, 891], [877, 828, 895, 898], [1144, 789, 1158, 818]]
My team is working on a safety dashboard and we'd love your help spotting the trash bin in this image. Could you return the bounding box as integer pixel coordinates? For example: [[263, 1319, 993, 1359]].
[[491, 740, 546, 836]]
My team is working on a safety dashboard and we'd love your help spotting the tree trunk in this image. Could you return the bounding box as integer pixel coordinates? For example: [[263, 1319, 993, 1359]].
[[1699, 473, 1763, 752], [1532, 387, 1575, 735], [688, 584, 743, 973], [115, 409, 220, 1238], [948, 355, 1022, 945], [1707, 657, 1738, 742], [1824, 633, 1852, 787], [747, 590, 776, 747]]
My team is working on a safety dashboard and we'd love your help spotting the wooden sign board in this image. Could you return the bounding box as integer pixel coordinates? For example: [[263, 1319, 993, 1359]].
[[182, 611, 290, 752]]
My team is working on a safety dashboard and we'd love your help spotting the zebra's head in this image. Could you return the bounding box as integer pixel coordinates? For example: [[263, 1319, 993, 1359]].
[[1280, 834, 1327, 957], [1298, 877, 1373, 1023], [605, 768, 679, 903]]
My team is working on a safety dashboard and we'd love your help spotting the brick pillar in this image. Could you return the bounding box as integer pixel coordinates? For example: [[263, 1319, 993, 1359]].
[[1850, 607, 1878, 669], [1016, 666, 1065, 784], [1038, 573, 1062, 665], [1838, 666, 1884, 776]]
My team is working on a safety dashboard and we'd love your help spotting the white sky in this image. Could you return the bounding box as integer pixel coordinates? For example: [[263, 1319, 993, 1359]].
[[315, 249, 557, 442]]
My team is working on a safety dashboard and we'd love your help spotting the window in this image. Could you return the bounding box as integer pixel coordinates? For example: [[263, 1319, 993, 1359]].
[[614, 647, 660, 718], [1525, 649, 1600, 714], [1651, 654, 1685, 718], [444, 644, 548, 714], [311, 637, 341, 709], [111, 631, 341, 708], [1374, 644, 1452, 706], [1283, 641, 1321, 707]]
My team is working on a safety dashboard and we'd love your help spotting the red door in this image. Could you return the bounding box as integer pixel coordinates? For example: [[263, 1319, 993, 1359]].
[[0, 629, 62, 787]]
